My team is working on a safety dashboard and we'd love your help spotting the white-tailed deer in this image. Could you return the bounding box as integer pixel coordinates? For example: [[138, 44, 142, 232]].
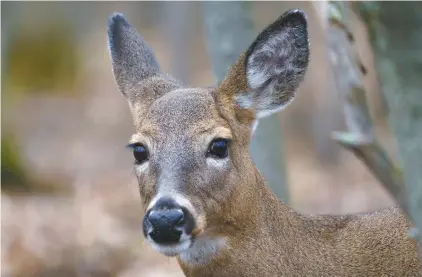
[[107, 9, 421, 277]]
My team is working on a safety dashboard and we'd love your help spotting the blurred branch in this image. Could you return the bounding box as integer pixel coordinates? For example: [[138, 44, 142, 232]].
[[317, 1, 409, 215], [354, 2, 422, 247], [202, 2, 289, 202]]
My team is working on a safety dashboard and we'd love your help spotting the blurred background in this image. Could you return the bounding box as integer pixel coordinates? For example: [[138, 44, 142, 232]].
[[2, 2, 400, 277]]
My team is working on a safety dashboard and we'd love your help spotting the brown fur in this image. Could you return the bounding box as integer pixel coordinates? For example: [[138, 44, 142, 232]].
[[175, 53, 421, 277], [107, 10, 422, 277]]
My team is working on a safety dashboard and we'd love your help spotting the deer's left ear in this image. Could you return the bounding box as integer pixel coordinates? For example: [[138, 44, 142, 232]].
[[107, 13, 161, 97], [224, 10, 310, 120]]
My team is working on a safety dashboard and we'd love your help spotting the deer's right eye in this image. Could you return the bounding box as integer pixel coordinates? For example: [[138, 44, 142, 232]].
[[130, 143, 149, 164], [207, 138, 230, 159]]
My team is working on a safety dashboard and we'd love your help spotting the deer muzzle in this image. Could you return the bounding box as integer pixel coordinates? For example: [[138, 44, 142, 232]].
[[143, 196, 196, 254]]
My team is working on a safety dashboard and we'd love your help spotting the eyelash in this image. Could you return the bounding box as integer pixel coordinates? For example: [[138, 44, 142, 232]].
[[127, 143, 149, 164]]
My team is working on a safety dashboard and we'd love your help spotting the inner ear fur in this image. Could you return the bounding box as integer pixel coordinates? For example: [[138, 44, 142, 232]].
[[216, 9, 310, 122]]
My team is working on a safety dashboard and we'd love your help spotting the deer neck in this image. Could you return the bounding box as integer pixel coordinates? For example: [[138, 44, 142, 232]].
[[239, 168, 307, 245], [178, 167, 319, 276]]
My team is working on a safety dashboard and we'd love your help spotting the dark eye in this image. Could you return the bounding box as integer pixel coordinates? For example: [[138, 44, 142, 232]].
[[129, 143, 149, 164], [207, 139, 230, 159]]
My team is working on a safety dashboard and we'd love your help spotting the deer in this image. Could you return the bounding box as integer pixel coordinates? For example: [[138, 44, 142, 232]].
[[107, 9, 421, 277]]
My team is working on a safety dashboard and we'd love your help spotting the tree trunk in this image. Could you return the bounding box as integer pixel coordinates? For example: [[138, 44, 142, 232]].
[[357, 1, 422, 248], [202, 2, 289, 202], [158, 1, 193, 84]]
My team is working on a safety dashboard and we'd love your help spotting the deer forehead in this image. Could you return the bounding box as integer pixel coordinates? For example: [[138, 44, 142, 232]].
[[138, 88, 228, 136]]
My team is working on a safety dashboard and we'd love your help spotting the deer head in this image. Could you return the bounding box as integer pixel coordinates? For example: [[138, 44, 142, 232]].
[[107, 10, 309, 259]]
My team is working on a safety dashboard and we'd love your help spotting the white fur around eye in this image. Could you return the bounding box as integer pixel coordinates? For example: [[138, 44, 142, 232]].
[[135, 161, 149, 175], [206, 157, 229, 169]]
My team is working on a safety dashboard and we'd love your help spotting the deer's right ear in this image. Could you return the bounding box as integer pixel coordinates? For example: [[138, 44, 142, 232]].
[[107, 13, 160, 97]]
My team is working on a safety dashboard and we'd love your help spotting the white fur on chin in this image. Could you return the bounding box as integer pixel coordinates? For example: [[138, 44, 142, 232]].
[[147, 236, 192, 257], [147, 234, 227, 265], [178, 236, 226, 265]]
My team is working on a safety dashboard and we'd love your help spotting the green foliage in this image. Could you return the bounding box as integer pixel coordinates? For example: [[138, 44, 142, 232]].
[[1, 135, 29, 191], [1, 135, 71, 195], [242, 1, 253, 11], [355, 2, 381, 48], [3, 21, 81, 96], [358, 2, 380, 20]]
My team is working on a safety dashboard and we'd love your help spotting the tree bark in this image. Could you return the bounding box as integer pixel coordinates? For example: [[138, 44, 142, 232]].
[[202, 2, 289, 202], [158, 2, 193, 84], [355, 2, 422, 248]]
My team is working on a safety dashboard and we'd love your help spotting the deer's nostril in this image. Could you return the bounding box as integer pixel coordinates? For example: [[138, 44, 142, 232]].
[[144, 209, 185, 244], [148, 209, 184, 227]]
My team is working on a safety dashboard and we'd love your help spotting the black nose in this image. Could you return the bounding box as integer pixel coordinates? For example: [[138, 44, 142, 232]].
[[143, 197, 191, 244]]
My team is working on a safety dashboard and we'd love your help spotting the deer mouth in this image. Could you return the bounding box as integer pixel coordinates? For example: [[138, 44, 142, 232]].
[[147, 233, 194, 257], [144, 225, 207, 257]]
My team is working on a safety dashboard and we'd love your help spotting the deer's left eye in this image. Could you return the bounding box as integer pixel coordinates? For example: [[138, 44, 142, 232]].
[[207, 139, 230, 159], [127, 143, 149, 164]]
